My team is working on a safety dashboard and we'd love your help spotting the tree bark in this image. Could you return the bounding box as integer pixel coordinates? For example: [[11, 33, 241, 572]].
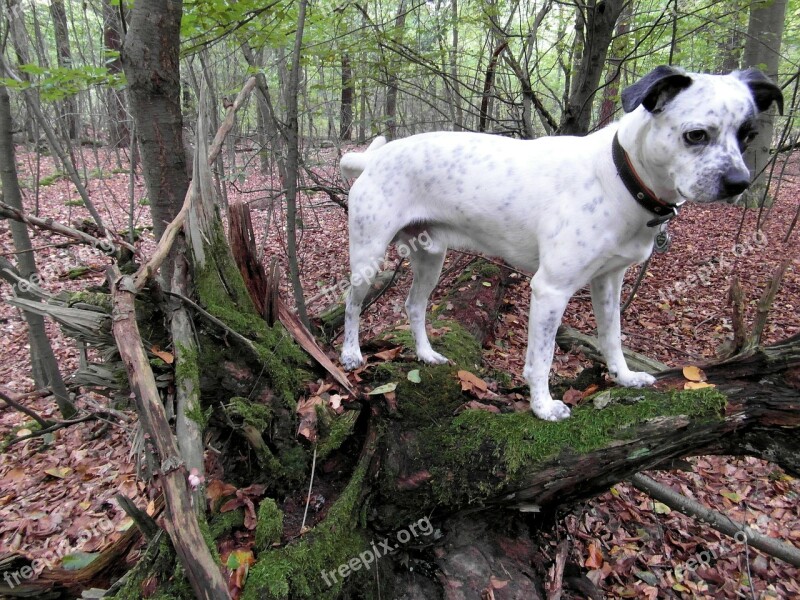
[[340, 53, 354, 141], [285, 0, 311, 328], [741, 0, 787, 207], [597, 1, 631, 128], [49, 0, 77, 139], [121, 0, 189, 282], [559, 0, 624, 135], [385, 0, 408, 140], [102, 0, 128, 148]]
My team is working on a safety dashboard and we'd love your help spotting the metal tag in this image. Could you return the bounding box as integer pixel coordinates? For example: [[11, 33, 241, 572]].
[[654, 229, 672, 254]]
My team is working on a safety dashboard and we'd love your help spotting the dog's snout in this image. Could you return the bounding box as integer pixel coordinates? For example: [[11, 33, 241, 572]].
[[721, 167, 751, 197]]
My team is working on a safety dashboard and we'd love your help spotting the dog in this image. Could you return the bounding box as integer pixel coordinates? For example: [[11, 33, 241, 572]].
[[339, 66, 782, 421]]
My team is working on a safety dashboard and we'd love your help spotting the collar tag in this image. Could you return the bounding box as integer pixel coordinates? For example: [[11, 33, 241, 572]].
[[654, 226, 672, 254]]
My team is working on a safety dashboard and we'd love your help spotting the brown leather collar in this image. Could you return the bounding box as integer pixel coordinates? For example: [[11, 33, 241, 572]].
[[612, 132, 680, 227]]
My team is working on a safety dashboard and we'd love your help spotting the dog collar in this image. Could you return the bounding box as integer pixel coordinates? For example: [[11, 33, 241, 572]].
[[612, 133, 680, 227]]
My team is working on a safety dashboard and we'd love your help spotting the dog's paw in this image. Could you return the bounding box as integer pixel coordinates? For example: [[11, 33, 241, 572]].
[[340, 349, 365, 371], [615, 370, 657, 388], [531, 398, 571, 422], [417, 348, 449, 365]]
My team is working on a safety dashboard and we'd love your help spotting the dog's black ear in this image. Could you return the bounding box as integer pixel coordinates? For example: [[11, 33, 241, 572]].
[[735, 68, 784, 115], [621, 66, 693, 114]]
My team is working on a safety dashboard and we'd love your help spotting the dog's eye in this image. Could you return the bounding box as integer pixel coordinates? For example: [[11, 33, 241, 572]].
[[739, 129, 758, 146], [683, 130, 708, 145]]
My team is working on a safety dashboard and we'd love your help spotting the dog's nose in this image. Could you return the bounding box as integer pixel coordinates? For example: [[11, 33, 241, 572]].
[[721, 168, 751, 197]]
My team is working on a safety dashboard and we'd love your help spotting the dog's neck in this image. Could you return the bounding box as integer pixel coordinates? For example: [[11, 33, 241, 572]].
[[611, 132, 680, 227]]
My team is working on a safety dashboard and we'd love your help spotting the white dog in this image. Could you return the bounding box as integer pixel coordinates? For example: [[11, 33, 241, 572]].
[[339, 66, 782, 421]]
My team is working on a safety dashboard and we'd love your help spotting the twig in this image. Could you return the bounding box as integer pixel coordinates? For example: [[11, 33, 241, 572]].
[[0, 200, 132, 255], [164, 290, 262, 359], [546, 539, 570, 600], [750, 259, 790, 349], [4, 413, 98, 447], [621, 257, 651, 314], [630, 473, 800, 567], [300, 444, 318, 533], [0, 388, 52, 428]]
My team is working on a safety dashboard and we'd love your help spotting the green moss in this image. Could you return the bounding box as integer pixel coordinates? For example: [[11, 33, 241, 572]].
[[194, 221, 309, 406], [423, 387, 727, 507], [242, 462, 369, 600], [64, 199, 85, 207], [174, 342, 210, 428], [229, 395, 272, 430], [255, 499, 284, 550], [67, 291, 112, 310], [110, 535, 193, 600], [453, 260, 501, 285], [38, 171, 65, 186], [317, 410, 359, 460], [383, 320, 481, 369], [208, 508, 245, 540]]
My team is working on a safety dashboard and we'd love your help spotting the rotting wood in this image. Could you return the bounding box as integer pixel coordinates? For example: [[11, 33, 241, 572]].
[[109, 265, 230, 600]]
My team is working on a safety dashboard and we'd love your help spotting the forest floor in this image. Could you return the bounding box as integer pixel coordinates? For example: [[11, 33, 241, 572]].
[[0, 141, 799, 599]]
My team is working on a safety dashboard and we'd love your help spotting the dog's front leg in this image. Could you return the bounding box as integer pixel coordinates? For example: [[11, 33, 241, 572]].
[[523, 275, 572, 421], [590, 269, 657, 388]]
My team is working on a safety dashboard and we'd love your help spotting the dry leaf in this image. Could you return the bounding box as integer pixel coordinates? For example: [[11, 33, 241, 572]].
[[458, 370, 488, 392], [456, 400, 500, 414], [296, 395, 324, 441], [373, 347, 402, 361], [44, 467, 72, 479], [585, 541, 604, 569], [150, 345, 174, 364], [562, 388, 583, 406]]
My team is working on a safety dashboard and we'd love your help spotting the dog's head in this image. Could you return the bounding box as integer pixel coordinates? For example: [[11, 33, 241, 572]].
[[620, 66, 783, 204]]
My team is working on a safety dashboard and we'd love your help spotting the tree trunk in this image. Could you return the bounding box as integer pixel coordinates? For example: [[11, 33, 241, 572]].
[[340, 53, 353, 141], [284, 0, 311, 328], [121, 0, 189, 282], [740, 0, 787, 207], [385, 0, 408, 140], [102, 0, 129, 148], [0, 84, 74, 418], [559, 0, 624, 135], [49, 0, 77, 140], [597, 1, 631, 128]]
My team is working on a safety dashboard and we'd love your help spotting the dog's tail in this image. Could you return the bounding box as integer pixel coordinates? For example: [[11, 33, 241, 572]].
[[340, 136, 388, 180]]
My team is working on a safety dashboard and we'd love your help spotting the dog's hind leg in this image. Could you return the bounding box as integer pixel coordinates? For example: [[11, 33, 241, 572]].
[[403, 232, 448, 365], [340, 237, 389, 371]]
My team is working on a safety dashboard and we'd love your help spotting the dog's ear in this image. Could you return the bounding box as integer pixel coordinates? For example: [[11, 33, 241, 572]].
[[735, 68, 784, 115], [621, 66, 693, 114]]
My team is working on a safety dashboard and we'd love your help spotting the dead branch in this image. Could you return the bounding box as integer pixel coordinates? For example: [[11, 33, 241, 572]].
[[109, 266, 230, 600], [630, 473, 800, 567], [0, 387, 52, 428], [0, 200, 132, 255]]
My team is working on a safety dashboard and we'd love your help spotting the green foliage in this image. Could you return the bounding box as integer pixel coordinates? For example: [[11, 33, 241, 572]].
[[2, 65, 125, 101]]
